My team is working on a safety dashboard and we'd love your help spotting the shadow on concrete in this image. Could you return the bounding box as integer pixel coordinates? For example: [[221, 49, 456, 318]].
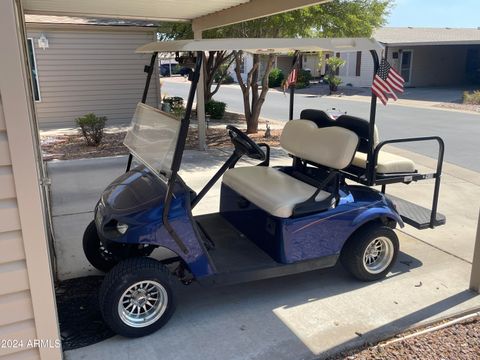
[[171, 252, 421, 321]]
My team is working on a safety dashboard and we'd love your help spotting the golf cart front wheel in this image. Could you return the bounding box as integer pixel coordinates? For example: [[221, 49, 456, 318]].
[[341, 225, 399, 281], [83, 221, 118, 272], [98, 257, 175, 338]]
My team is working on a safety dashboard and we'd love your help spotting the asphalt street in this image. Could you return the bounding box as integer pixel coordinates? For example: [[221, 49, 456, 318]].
[[163, 81, 480, 172]]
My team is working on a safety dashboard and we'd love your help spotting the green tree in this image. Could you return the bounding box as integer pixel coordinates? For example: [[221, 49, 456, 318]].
[[158, 0, 392, 133], [157, 23, 235, 103]]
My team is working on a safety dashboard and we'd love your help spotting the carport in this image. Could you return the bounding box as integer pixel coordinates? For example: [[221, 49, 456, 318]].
[[1, 1, 480, 360], [375, 27, 480, 87]]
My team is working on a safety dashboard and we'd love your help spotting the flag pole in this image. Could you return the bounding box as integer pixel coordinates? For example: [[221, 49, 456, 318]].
[[288, 51, 300, 121], [367, 49, 380, 185]]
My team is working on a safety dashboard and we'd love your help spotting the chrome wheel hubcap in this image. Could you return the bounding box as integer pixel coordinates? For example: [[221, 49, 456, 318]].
[[118, 280, 168, 328], [363, 237, 394, 274]]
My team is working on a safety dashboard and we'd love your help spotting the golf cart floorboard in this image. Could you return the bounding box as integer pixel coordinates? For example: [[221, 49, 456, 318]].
[[195, 213, 337, 286], [386, 194, 446, 230]]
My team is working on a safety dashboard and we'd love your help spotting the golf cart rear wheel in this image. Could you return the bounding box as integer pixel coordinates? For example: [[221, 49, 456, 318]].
[[99, 257, 175, 338], [341, 224, 399, 282], [83, 221, 118, 272]]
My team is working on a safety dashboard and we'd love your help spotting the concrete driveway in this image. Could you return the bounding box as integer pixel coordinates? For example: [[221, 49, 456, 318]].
[[47, 148, 480, 359]]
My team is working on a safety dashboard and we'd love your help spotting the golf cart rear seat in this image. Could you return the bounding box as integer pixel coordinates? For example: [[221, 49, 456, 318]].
[[223, 120, 359, 218], [299, 109, 446, 229], [299, 109, 416, 176]]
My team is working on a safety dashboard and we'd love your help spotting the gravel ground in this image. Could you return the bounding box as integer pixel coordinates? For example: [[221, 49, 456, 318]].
[[40, 111, 283, 161], [331, 316, 480, 360]]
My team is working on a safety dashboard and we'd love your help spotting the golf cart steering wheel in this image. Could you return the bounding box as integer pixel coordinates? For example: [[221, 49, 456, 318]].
[[227, 125, 266, 161]]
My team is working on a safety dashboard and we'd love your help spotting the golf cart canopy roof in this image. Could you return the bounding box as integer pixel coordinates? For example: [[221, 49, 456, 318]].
[[136, 37, 384, 54]]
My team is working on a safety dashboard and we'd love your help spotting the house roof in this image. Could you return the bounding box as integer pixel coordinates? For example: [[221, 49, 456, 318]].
[[374, 27, 480, 46], [25, 14, 158, 28]]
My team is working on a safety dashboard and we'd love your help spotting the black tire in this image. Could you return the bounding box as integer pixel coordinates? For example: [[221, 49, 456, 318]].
[[83, 221, 118, 272], [98, 257, 175, 338], [341, 224, 399, 282]]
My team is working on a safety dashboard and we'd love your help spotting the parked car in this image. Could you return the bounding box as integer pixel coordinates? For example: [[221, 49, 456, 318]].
[[179, 67, 192, 76], [160, 64, 171, 77]]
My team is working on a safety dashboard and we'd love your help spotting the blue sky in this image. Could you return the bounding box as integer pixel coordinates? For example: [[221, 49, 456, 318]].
[[387, 0, 480, 28]]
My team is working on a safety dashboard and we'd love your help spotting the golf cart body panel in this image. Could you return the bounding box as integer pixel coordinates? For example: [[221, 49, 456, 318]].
[[220, 170, 403, 264], [96, 166, 214, 277]]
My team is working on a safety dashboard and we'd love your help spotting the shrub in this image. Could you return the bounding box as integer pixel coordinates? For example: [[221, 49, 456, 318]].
[[268, 68, 284, 88], [324, 57, 345, 93], [75, 113, 107, 146], [205, 99, 227, 119], [222, 74, 235, 84], [295, 69, 312, 89], [463, 90, 480, 105], [214, 71, 235, 84], [163, 96, 184, 111]]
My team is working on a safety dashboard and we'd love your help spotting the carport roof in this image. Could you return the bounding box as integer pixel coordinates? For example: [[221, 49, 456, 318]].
[[24, 14, 158, 28], [21, 0, 329, 32], [374, 27, 480, 46]]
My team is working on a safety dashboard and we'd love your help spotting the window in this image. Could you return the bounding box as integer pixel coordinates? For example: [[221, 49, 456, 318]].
[[239, 55, 245, 73], [355, 51, 362, 77], [27, 38, 41, 101], [335, 53, 340, 75]]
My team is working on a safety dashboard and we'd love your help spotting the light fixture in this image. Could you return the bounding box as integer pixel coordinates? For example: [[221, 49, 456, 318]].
[[38, 33, 49, 50]]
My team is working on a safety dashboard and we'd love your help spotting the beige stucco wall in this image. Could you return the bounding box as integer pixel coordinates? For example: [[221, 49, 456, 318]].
[[0, 1, 62, 359], [27, 25, 159, 128], [386, 45, 470, 87]]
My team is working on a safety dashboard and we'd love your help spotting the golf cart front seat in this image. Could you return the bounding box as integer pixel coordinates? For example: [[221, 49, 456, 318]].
[[222, 120, 359, 218], [300, 110, 416, 175]]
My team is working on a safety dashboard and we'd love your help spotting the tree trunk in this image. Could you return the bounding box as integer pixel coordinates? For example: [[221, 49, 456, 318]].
[[202, 51, 235, 103], [233, 51, 275, 134]]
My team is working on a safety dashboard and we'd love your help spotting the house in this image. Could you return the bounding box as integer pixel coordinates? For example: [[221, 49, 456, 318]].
[[234, 27, 480, 88], [25, 15, 160, 128], [334, 27, 480, 88], [375, 27, 480, 87]]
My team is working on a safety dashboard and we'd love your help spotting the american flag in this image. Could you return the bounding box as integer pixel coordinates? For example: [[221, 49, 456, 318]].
[[284, 68, 298, 90], [371, 59, 405, 105]]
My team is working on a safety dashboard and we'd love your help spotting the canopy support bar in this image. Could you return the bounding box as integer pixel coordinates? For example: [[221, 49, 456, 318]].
[[126, 51, 158, 172], [194, 30, 207, 150], [162, 51, 204, 254], [366, 49, 380, 184]]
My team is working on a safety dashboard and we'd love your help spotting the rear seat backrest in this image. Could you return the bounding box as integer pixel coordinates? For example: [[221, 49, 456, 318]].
[[280, 120, 359, 170], [336, 115, 379, 153], [299, 109, 379, 153]]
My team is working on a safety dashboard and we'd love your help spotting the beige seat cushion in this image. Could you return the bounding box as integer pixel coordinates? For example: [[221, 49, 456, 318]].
[[280, 120, 359, 170], [352, 151, 416, 174], [223, 166, 330, 218]]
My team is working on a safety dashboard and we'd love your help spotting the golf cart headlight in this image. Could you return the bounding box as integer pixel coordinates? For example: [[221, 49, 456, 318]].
[[116, 223, 128, 235]]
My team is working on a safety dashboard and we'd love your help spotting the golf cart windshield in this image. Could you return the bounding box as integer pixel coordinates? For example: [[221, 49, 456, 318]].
[[124, 103, 181, 179]]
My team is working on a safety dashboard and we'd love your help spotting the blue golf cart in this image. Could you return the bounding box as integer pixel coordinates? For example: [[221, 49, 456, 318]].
[[82, 38, 445, 337]]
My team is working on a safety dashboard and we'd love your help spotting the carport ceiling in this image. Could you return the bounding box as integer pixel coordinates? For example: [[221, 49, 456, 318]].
[[22, 0, 329, 30]]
